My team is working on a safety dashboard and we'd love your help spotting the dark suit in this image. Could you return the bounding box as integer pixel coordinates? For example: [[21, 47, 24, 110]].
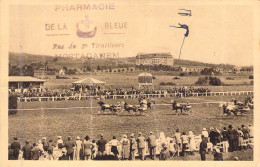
[[227, 129, 235, 152], [11, 141, 21, 160], [64, 141, 75, 160], [22, 144, 32, 160], [147, 135, 156, 160], [97, 139, 107, 156], [199, 138, 207, 160]]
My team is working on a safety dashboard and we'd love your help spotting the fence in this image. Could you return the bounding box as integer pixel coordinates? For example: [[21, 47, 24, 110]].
[[16, 90, 254, 102]]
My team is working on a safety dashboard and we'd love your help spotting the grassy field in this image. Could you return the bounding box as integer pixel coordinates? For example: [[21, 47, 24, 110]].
[[9, 95, 253, 147], [38, 72, 253, 91]]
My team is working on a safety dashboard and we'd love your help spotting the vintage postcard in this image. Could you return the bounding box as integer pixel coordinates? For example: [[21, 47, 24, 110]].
[[0, 0, 259, 167]]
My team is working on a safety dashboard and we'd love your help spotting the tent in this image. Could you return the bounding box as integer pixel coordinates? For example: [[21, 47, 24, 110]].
[[72, 77, 106, 92]]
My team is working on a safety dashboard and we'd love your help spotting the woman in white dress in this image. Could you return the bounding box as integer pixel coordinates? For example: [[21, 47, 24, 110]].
[[188, 131, 196, 154], [74, 136, 82, 160]]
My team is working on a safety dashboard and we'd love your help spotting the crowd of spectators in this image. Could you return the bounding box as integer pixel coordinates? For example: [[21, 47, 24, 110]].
[[9, 124, 253, 161], [9, 87, 211, 102]]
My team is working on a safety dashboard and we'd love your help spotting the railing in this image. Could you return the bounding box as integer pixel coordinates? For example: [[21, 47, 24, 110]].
[[16, 90, 254, 102]]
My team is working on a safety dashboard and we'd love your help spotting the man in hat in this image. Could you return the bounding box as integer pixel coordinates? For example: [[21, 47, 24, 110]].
[[22, 140, 33, 160], [209, 127, 217, 146], [199, 135, 208, 161], [221, 127, 229, 153], [227, 125, 235, 152], [11, 137, 21, 160], [64, 136, 75, 160], [136, 132, 146, 160], [147, 132, 157, 160], [97, 134, 107, 157], [129, 133, 137, 160]]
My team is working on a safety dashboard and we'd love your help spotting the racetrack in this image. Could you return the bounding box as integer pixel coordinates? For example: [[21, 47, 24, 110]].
[[9, 94, 253, 145]]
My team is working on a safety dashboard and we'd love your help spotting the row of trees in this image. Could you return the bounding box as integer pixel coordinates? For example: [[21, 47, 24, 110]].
[[9, 64, 34, 76]]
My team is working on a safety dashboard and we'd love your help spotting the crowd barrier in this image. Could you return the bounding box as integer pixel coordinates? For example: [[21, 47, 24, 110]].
[[16, 91, 253, 102]]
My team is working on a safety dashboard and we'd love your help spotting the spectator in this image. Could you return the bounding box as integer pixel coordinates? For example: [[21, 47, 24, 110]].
[[11, 137, 20, 160], [169, 139, 177, 157], [233, 127, 239, 151], [91, 140, 97, 160], [129, 133, 137, 160], [74, 136, 82, 160], [64, 136, 75, 160], [248, 125, 253, 138], [83, 136, 92, 160], [97, 134, 106, 157], [174, 129, 181, 156], [209, 127, 217, 146], [221, 127, 229, 153], [8, 144, 14, 160], [159, 143, 169, 160], [241, 125, 249, 140], [31, 143, 42, 160], [57, 136, 63, 149], [227, 125, 235, 152], [48, 139, 54, 160], [109, 136, 119, 158], [188, 131, 196, 154], [147, 132, 157, 160], [181, 132, 188, 156], [120, 134, 130, 160], [42, 137, 49, 153], [199, 135, 208, 161], [22, 140, 32, 160], [136, 132, 146, 160], [237, 128, 244, 150]]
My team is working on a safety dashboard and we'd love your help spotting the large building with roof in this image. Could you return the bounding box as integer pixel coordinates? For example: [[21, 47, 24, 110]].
[[136, 53, 174, 66]]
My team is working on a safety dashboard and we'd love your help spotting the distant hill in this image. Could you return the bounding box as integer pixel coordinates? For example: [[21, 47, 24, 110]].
[[9, 52, 236, 70]]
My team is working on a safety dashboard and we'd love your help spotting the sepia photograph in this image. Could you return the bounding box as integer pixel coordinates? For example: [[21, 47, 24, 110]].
[[1, 0, 259, 165]]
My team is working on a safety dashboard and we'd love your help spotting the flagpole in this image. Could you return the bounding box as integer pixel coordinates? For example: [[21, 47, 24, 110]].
[[178, 35, 186, 59]]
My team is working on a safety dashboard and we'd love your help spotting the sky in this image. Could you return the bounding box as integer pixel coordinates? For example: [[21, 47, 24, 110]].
[[9, 2, 254, 66]]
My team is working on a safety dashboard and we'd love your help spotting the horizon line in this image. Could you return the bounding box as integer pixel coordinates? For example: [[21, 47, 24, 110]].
[[8, 51, 253, 67]]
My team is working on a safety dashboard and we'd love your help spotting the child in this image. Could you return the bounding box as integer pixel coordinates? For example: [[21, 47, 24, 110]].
[[159, 143, 169, 160]]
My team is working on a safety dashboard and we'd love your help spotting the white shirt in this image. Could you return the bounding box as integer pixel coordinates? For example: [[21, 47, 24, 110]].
[[202, 130, 209, 138]]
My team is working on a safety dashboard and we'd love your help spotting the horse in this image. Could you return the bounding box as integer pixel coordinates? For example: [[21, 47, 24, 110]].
[[220, 103, 250, 117], [97, 101, 115, 113], [122, 102, 138, 114], [172, 101, 183, 115]]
